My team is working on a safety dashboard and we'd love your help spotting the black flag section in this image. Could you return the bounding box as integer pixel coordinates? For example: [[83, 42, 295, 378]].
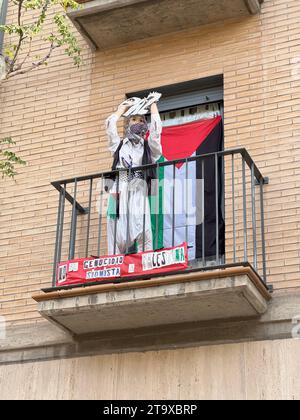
[[196, 120, 225, 259]]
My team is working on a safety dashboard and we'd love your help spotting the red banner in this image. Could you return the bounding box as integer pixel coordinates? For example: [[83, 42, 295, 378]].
[[56, 243, 188, 287]]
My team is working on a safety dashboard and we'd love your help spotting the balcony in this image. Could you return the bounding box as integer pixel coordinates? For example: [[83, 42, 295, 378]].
[[68, 0, 265, 50], [33, 149, 271, 337]]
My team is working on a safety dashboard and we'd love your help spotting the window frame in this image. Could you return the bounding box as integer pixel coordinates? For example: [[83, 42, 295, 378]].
[[127, 74, 224, 143], [127, 76, 225, 259], [127, 75, 224, 111]]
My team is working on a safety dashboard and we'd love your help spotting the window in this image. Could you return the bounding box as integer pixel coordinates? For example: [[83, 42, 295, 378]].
[[127, 76, 225, 265], [128, 75, 224, 128]]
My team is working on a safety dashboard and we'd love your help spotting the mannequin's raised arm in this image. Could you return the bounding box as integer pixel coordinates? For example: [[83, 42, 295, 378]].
[[148, 102, 162, 161], [106, 104, 128, 154], [150, 102, 160, 115]]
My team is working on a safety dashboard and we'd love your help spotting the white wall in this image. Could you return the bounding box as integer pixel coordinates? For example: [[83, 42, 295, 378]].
[[1, 339, 300, 400]]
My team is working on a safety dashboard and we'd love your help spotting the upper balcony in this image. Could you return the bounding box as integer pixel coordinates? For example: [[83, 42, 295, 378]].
[[33, 148, 271, 338], [68, 0, 265, 50]]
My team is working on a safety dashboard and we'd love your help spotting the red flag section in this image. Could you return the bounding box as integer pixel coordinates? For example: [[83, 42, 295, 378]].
[[161, 116, 222, 168]]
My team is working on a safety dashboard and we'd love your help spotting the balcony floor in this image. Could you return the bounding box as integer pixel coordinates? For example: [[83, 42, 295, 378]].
[[33, 265, 271, 336], [69, 0, 264, 50]]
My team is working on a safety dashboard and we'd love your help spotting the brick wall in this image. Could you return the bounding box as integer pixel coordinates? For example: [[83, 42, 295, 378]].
[[0, 0, 300, 325]]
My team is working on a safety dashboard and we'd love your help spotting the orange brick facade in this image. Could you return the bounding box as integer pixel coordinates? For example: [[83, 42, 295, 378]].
[[0, 0, 300, 326]]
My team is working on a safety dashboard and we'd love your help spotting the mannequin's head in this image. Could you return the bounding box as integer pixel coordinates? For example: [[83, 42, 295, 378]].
[[128, 115, 147, 127], [126, 115, 148, 142]]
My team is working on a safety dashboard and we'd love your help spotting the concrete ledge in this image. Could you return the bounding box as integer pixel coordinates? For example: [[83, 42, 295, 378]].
[[32, 267, 270, 336], [68, 0, 264, 50], [0, 322, 72, 352], [1, 288, 300, 366]]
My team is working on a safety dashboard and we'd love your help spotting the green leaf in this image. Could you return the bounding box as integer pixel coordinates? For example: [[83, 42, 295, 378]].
[[0, 138, 26, 179], [1, 0, 82, 82]]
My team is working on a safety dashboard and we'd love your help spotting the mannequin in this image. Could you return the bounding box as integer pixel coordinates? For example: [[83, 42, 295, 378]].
[[105, 93, 162, 254]]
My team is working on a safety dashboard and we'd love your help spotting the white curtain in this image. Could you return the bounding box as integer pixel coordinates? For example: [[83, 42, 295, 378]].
[[160, 102, 221, 127]]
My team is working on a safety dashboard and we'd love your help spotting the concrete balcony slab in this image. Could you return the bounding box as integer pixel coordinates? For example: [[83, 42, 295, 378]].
[[33, 266, 271, 337], [68, 0, 264, 50]]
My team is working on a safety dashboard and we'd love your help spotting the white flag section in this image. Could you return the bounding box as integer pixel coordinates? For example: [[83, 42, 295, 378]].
[[160, 158, 204, 261]]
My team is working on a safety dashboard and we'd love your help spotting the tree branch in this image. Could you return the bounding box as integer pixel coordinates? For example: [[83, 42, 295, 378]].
[[14, 36, 33, 72], [17, 0, 23, 26], [9, 0, 25, 73], [35, 0, 51, 29], [0, 0, 82, 81], [6, 42, 59, 79]]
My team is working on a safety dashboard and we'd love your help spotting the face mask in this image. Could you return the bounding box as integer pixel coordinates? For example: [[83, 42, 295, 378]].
[[126, 122, 148, 144], [130, 122, 148, 137]]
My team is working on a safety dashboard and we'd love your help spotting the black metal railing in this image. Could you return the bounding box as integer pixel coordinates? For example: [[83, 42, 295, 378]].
[[50, 148, 269, 289]]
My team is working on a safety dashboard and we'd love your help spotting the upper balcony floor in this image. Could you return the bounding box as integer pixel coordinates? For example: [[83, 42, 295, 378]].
[[68, 0, 265, 50]]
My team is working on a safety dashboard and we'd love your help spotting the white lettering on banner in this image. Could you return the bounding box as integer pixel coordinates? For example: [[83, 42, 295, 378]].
[[83, 256, 124, 270], [86, 267, 121, 280], [69, 262, 79, 272], [142, 247, 186, 271]]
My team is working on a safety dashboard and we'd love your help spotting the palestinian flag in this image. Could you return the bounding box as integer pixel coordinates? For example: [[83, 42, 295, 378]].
[[150, 116, 225, 261]]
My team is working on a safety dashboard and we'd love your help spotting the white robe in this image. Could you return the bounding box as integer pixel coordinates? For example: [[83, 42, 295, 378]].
[[105, 113, 162, 255]]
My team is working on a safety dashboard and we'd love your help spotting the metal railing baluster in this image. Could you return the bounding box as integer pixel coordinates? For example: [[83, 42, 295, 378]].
[[232, 155, 236, 263], [202, 159, 205, 267], [215, 154, 219, 264], [251, 164, 258, 269], [260, 178, 267, 284], [172, 163, 176, 248], [242, 157, 248, 262], [155, 163, 160, 251], [142, 169, 147, 252], [113, 173, 119, 255], [85, 178, 93, 258], [52, 186, 64, 287], [57, 183, 66, 266], [68, 178, 78, 260], [126, 168, 132, 254], [185, 159, 189, 246], [97, 175, 104, 256]]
